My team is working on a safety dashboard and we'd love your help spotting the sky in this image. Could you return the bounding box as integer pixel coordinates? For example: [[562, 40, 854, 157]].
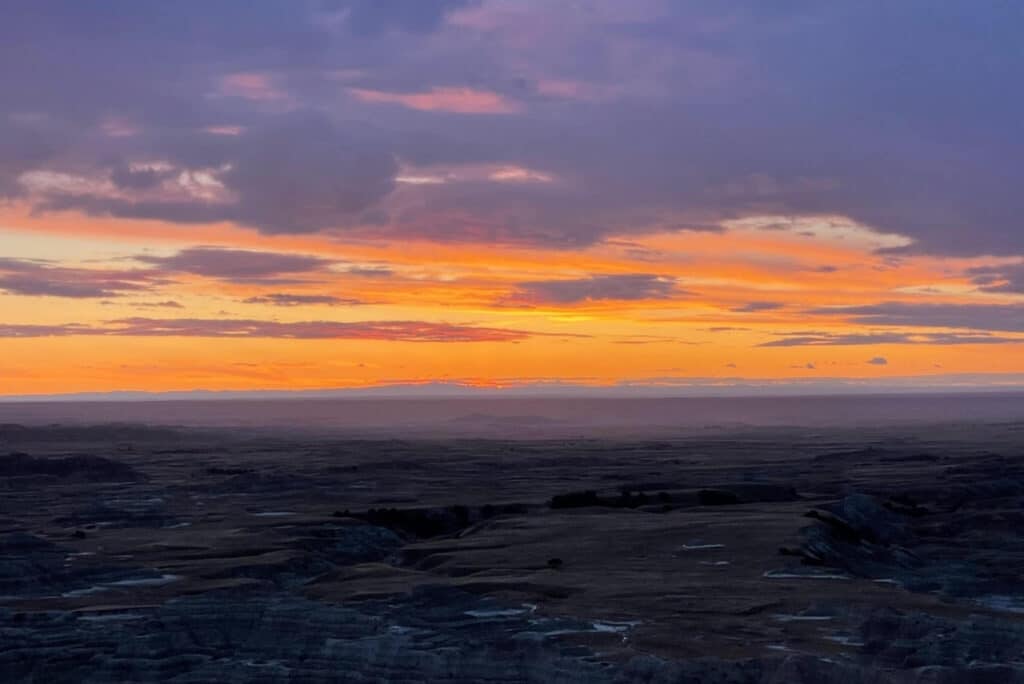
[[1, 0, 1023, 396]]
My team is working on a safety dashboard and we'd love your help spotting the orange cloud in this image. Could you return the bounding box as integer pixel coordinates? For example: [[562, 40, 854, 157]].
[[219, 72, 290, 102], [349, 86, 522, 114], [4, 199, 1024, 395]]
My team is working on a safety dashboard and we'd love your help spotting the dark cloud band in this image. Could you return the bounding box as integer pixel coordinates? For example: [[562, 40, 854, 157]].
[[0, 317, 540, 342]]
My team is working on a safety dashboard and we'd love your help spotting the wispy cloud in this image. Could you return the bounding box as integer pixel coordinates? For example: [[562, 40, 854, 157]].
[[730, 301, 783, 313], [349, 87, 521, 114], [808, 302, 1024, 333], [2, 2, 1023, 254], [967, 262, 1024, 294], [242, 293, 362, 307], [219, 72, 290, 102], [135, 300, 184, 309], [504, 274, 683, 305], [135, 247, 332, 284], [0, 258, 162, 298], [345, 266, 394, 278], [760, 331, 1021, 347], [0, 317, 542, 342], [0, 324, 96, 338]]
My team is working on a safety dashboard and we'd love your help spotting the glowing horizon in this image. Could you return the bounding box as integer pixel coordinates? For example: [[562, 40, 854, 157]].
[[1, 2, 1023, 396]]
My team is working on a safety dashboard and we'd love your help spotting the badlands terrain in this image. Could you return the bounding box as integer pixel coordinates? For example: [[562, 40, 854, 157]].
[[1, 401, 1024, 682]]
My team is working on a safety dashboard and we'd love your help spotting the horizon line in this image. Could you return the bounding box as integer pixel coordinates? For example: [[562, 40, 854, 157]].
[[4, 376, 1024, 403]]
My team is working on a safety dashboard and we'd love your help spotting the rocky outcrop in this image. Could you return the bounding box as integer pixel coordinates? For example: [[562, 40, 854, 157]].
[[549, 484, 798, 511], [54, 502, 179, 529], [340, 504, 528, 539], [197, 470, 320, 494], [0, 587, 926, 684], [0, 532, 162, 598], [7, 586, 1021, 683], [0, 452, 140, 484], [786, 491, 1024, 600], [6, 427, 1024, 683], [0, 587, 640, 683], [291, 523, 404, 564]]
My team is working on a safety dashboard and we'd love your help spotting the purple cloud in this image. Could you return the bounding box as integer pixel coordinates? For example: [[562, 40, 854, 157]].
[[31, 114, 399, 237], [346, 266, 394, 278], [0, 2, 1021, 256], [135, 247, 332, 283], [0, 258, 161, 298], [135, 300, 184, 309], [504, 274, 682, 305], [106, 318, 531, 341], [223, 114, 398, 234], [808, 302, 1024, 333], [109, 160, 171, 190], [0, 317, 542, 342], [0, 323, 95, 338], [760, 331, 1020, 347], [730, 301, 784, 313], [334, 0, 476, 36], [967, 262, 1024, 294], [242, 293, 362, 306]]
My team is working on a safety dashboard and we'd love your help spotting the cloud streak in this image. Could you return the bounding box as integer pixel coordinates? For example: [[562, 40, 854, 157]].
[[808, 302, 1024, 333], [760, 332, 1022, 347], [967, 262, 1024, 294], [0, 317, 541, 342], [504, 274, 683, 305], [242, 293, 362, 307], [731, 301, 783, 313], [135, 246, 332, 283], [0, 258, 162, 298], [30, 114, 399, 236], [349, 87, 521, 114], [0, 247, 341, 299]]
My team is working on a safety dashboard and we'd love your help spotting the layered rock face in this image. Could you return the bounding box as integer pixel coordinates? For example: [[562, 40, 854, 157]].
[[0, 589, 896, 684], [7, 589, 1024, 683]]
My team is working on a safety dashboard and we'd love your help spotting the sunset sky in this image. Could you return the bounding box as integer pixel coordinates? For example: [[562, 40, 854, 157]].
[[2, 1, 1023, 396]]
